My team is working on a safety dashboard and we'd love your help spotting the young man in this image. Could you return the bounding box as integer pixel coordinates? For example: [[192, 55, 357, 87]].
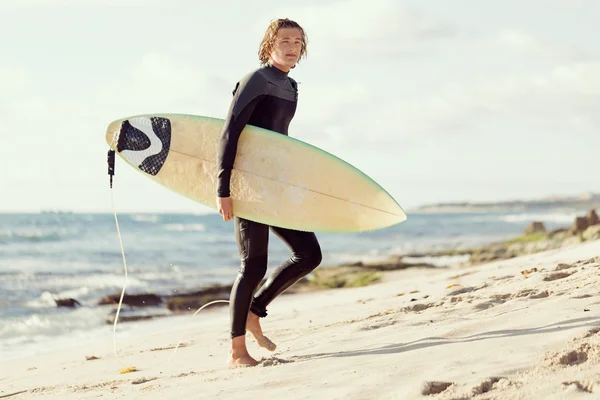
[[216, 18, 322, 368]]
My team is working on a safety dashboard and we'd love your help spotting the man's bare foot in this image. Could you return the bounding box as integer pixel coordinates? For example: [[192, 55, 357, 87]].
[[246, 311, 277, 351], [227, 352, 259, 368], [228, 336, 259, 368]]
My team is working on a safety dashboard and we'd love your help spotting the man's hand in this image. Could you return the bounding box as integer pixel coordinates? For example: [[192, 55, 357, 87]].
[[217, 196, 233, 221]]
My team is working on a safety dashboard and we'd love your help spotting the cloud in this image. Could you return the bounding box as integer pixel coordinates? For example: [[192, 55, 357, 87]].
[[397, 62, 600, 136], [292, 60, 600, 150], [496, 29, 587, 62], [91, 52, 233, 119], [0, 65, 65, 153], [558, 0, 598, 7], [266, 0, 455, 59], [466, 63, 600, 131], [0, 66, 33, 96], [292, 81, 368, 133], [0, 66, 39, 145], [0, 0, 160, 8], [296, 0, 452, 40]]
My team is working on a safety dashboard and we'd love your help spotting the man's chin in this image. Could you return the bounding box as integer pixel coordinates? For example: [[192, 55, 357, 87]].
[[285, 60, 299, 69]]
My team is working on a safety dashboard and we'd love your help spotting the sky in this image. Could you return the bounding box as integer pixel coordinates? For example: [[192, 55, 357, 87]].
[[1, 0, 599, 213]]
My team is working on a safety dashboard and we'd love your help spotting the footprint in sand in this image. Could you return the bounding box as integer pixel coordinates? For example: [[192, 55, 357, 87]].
[[545, 328, 599, 367], [146, 343, 189, 352], [558, 350, 589, 366], [555, 263, 576, 271], [471, 376, 507, 395], [402, 303, 436, 313], [30, 385, 61, 394], [473, 293, 511, 310], [359, 320, 397, 331], [561, 381, 594, 393], [474, 300, 503, 311], [489, 275, 515, 281], [443, 289, 479, 306], [581, 328, 600, 338], [174, 372, 198, 378], [447, 284, 488, 297], [421, 381, 453, 395], [131, 377, 158, 385], [514, 289, 551, 299], [356, 298, 374, 304], [259, 357, 294, 367], [543, 271, 576, 281], [474, 289, 552, 310], [450, 296, 465, 303], [448, 270, 479, 279], [529, 290, 551, 299], [576, 258, 598, 266], [490, 293, 512, 301]]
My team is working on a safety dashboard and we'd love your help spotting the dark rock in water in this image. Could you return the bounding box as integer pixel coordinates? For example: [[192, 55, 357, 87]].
[[359, 258, 437, 271], [166, 284, 232, 312], [586, 209, 599, 225], [107, 315, 154, 323], [524, 221, 545, 234], [347, 261, 364, 267], [98, 293, 162, 307], [55, 298, 81, 308], [469, 245, 506, 264], [571, 217, 589, 234], [104, 308, 169, 324], [307, 266, 381, 289]]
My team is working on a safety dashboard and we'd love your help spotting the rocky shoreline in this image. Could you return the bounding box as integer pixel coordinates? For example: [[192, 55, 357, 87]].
[[53, 209, 600, 324], [425, 208, 600, 264]]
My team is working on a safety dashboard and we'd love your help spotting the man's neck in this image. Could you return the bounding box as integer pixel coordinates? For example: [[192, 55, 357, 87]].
[[268, 60, 291, 74]]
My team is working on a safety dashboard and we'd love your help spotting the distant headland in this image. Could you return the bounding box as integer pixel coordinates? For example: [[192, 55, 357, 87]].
[[411, 191, 600, 213]]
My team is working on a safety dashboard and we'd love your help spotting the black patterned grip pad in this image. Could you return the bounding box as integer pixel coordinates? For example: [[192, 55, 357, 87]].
[[116, 116, 171, 176]]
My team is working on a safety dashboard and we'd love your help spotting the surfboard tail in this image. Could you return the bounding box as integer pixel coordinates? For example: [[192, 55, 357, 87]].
[[105, 120, 121, 151]]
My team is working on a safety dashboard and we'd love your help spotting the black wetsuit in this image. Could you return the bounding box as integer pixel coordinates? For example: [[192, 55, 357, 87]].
[[216, 64, 322, 339]]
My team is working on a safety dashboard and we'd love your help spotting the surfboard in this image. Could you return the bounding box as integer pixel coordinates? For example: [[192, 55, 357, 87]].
[[104, 113, 407, 233]]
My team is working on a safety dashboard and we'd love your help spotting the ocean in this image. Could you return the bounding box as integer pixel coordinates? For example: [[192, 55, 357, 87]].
[[0, 208, 581, 360]]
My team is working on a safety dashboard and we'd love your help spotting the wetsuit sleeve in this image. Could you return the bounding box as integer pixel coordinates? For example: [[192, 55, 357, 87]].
[[216, 73, 267, 198]]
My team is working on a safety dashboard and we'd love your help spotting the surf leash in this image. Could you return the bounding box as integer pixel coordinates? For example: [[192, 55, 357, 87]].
[[107, 140, 229, 374]]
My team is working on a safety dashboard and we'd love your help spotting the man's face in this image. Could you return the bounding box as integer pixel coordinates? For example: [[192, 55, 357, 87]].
[[270, 27, 303, 70]]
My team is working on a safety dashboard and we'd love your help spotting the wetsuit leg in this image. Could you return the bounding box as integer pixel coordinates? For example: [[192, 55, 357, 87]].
[[250, 227, 322, 318], [229, 217, 269, 338]]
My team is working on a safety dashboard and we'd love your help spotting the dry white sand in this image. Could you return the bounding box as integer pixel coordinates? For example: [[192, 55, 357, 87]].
[[2, 239, 599, 400]]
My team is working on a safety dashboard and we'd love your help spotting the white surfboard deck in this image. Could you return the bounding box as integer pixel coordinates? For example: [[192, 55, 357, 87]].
[[105, 113, 406, 233]]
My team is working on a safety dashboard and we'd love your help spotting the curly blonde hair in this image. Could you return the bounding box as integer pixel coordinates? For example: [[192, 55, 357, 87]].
[[258, 18, 308, 67]]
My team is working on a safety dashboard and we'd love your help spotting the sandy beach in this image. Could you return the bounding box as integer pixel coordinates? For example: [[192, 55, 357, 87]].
[[2, 238, 599, 399], [4, 1, 600, 398]]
